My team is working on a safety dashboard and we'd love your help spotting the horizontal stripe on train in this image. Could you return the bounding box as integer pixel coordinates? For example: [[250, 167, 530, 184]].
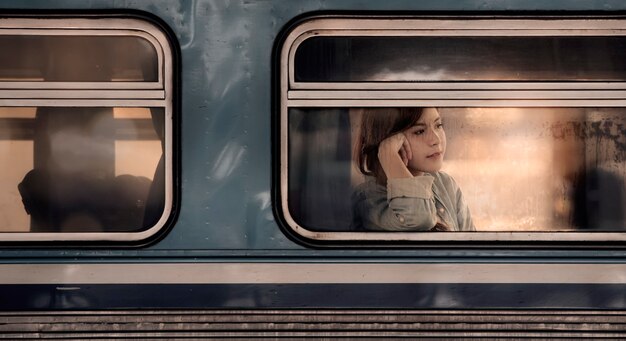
[[0, 263, 625, 284], [1, 283, 625, 310]]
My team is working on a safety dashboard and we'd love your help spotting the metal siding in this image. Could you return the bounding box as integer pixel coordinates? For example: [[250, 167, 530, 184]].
[[0, 0, 624, 279], [3, 309, 626, 339], [1, 283, 626, 310]]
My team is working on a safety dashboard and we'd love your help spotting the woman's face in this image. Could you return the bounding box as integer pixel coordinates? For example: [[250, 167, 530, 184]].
[[403, 108, 446, 175]]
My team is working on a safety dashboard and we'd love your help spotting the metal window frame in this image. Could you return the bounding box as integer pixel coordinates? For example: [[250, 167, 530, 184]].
[[0, 17, 174, 242], [279, 16, 626, 243]]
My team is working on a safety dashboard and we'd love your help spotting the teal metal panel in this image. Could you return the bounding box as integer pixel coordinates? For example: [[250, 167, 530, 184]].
[[0, 0, 626, 259]]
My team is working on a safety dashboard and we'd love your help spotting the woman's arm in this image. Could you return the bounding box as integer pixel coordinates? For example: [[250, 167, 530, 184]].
[[353, 176, 438, 231]]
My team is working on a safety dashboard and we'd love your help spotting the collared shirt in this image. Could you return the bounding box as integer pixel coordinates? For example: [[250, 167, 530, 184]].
[[351, 172, 475, 231]]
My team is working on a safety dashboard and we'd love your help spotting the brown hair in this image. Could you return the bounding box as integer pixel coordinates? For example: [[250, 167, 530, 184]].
[[355, 107, 424, 185]]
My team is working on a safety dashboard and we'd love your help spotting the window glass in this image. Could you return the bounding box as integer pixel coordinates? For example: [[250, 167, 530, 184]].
[[295, 36, 626, 82], [0, 35, 158, 82], [288, 107, 626, 232], [0, 107, 165, 232]]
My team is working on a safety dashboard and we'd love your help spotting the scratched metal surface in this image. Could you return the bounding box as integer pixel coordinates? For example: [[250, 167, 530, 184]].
[[0, 0, 623, 259]]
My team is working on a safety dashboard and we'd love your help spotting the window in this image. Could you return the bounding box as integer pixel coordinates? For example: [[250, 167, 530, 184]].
[[0, 17, 174, 242], [278, 17, 626, 242]]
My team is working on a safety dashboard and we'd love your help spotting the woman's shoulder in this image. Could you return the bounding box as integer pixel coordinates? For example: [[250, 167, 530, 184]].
[[431, 171, 461, 191], [432, 170, 454, 182]]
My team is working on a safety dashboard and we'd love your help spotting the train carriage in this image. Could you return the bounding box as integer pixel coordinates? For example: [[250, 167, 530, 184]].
[[0, 0, 626, 338]]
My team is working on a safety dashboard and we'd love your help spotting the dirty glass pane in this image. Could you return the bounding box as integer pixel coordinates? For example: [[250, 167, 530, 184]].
[[288, 107, 626, 232], [0, 36, 158, 82], [295, 36, 626, 82], [0, 107, 165, 232]]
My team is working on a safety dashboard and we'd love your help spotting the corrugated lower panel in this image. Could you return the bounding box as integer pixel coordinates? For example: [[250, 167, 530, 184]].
[[0, 310, 625, 339]]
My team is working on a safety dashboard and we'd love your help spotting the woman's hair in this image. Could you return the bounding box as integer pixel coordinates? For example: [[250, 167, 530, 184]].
[[355, 107, 424, 185]]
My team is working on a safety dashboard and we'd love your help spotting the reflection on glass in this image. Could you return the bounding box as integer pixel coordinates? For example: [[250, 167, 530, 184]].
[[0, 36, 158, 82], [288, 107, 626, 232], [0, 107, 165, 233], [295, 37, 626, 82]]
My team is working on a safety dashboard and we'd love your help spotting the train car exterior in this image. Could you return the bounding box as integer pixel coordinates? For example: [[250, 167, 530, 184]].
[[0, 0, 626, 338]]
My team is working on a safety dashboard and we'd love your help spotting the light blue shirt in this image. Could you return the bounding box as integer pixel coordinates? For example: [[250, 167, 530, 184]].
[[351, 172, 475, 231]]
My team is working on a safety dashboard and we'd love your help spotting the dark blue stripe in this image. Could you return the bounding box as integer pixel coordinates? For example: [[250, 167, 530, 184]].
[[1, 283, 624, 310]]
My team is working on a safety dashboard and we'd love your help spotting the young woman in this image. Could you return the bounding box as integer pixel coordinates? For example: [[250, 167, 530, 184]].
[[352, 107, 475, 232]]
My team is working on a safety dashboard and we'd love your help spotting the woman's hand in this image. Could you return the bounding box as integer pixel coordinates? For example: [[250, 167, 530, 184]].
[[377, 133, 415, 180]]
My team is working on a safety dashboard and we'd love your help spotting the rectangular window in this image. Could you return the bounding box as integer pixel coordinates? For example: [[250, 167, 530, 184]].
[[0, 17, 174, 242], [0, 35, 157, 82], [279, 17, 626, 243], [295, 36, 626, 82], [289, 107, 626, 232]]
